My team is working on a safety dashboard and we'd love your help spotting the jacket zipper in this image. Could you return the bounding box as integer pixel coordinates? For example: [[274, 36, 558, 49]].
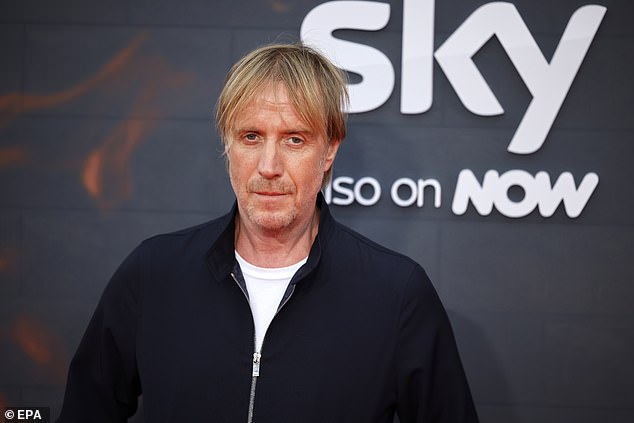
[[247, 351, 260, 423], [232, 272, 296, 423]]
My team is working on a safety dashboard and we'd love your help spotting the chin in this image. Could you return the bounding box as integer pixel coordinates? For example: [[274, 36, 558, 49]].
[[246, 208, 297, 231]]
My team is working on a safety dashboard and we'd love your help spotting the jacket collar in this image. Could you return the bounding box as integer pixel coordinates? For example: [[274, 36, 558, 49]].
[[206, 192, 334, 284]]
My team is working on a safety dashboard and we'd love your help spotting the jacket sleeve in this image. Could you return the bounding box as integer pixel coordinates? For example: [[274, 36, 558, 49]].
[[56, 245, 143, 422], [395, 265, 479, 423]]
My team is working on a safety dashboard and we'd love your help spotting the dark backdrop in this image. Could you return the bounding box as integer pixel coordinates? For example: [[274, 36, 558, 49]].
[[1, 1, 632, 422]]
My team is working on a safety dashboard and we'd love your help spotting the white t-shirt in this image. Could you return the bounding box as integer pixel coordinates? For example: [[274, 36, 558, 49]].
[[235, 251, 307, 352]]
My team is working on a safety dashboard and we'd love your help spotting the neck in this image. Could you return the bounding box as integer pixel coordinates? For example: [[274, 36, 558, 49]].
[[234, 208, 319, 268]]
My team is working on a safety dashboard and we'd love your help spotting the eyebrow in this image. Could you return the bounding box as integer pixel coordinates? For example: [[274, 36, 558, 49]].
[[284, 128, 313, 136], [234, 126, 314, 136]]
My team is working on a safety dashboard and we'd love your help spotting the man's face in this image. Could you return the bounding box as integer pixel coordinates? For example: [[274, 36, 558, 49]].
[[227, 82, 340, 233]]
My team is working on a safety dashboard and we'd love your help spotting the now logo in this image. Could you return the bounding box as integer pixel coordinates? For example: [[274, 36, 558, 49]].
[[301, 0, 607, 154], [452, 169, 599, 218]]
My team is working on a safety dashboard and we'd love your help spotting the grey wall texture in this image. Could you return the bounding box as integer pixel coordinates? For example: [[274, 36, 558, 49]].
[[0, 0, 632, 422]]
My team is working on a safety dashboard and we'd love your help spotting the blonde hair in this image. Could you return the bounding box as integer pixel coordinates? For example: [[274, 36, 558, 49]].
[[216, 42, 349, 188]]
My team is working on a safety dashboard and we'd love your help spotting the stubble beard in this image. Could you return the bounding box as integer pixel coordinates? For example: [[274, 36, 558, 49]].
[[244, 202, 298, 232], [231, 157, 326, 233], [240, 178, 298, 232]]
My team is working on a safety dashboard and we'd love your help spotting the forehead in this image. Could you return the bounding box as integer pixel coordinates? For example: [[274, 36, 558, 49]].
[[232, 81, 323, 134]]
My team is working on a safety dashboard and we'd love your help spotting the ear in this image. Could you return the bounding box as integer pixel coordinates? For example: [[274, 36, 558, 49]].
[[223, 138, 232, 156], [323, 138, 342, 171], [223, 141, 232, 172]]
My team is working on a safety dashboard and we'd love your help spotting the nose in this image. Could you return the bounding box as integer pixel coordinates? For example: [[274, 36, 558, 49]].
[[258, 140, 283, 179]]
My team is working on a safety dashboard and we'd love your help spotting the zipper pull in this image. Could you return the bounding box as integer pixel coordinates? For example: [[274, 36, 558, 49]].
[[252, 352, 261, 377]]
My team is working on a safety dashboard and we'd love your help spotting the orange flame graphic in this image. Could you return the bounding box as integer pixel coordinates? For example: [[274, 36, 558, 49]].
[[80, 54, 194, 210], [0, 248, 18, 273], [0, 147, 29, 168], [10, 314, 69, 385], [0, 33, 147, 127], [0, 31, 195, 211], [268, 0, 293, 13]]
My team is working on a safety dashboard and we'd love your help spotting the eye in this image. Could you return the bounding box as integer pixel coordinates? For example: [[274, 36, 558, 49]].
[[287, 136, 304, 146], [243, 133, 258, 143]]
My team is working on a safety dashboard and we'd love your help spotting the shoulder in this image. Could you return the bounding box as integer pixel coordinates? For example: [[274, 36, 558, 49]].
[[323, 219, 429, 287], [330, 220, 420, 266], [138, 211, 232, 257]]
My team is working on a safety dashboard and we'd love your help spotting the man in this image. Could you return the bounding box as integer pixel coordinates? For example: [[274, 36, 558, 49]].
[[58, 43, 479, 422]]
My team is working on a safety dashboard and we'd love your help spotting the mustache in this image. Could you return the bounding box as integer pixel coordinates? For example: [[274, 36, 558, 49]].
[[247, 179, 295, 194]]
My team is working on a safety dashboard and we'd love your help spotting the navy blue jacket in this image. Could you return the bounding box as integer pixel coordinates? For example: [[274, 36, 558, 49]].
[[57, 196, 478, 422]]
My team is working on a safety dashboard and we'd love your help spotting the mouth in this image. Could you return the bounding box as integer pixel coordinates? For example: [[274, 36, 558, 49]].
[[254, 191, 286, 196]]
